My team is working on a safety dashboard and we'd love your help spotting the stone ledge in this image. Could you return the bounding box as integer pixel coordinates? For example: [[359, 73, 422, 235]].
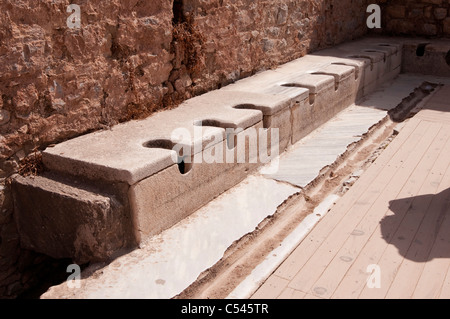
[[12, 174, 135, 264]]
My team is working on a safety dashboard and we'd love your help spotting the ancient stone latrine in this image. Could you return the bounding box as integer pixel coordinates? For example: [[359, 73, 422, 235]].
[[0, 0, 449, 298]]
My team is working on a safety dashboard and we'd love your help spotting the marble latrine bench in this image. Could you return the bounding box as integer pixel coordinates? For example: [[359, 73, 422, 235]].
[[13, 37, 450, 264]]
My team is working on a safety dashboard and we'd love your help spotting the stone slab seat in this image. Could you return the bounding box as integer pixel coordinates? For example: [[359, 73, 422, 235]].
[[368, 42, 402, 69], [314, 38, 404, 96], [280, 73, 338, 132], [317, 57, 367, 101], [13, 90, 294, 262], [273, 54, 342, 76], [129, 121, 266, 242], [43, 90, 292, 185], [310, 64, 357, 113], [219, 60, 358, 147], [220, 69, 311, 150], [402, 40, 450, 77], [371, 42, 403, 82], [359, 46, 402, 85], [323, 37, 403, 69], [222, 69, 340, 144], [345, 50, 385, 95], [219, 38, 405, 143]]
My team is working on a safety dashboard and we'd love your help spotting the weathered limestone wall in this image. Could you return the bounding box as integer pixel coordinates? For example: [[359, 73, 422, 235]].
[[0, 0, 371, 298], [182, 0, 372, 95], [380, 0, 450, 37]]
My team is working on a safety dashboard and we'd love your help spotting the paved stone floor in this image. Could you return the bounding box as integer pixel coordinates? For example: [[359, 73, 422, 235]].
[[252, 85, 450, 299]]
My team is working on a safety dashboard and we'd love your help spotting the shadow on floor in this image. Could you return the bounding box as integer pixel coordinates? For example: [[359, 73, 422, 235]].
[[381, 187, 450, 263]]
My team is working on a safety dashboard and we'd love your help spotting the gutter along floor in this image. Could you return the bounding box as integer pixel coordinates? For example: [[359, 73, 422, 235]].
[[251, 85, 450, 299]]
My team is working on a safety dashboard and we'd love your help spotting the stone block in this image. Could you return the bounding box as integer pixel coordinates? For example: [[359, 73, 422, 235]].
[[281, 73, 337, 129], [290, 93, 316, 143], [260, 106, 292, 152], [367, 43, 403, 84], [384, 66, 402, 83], [310, 38, 403, 99], [129, 123, 265, 242], [42, 90, 293, 185], [312, 63, 357, 113], [329, 59, 366, 101], [346, 51, 386, 95], [11, 174, 135, 264], [220, 69, 313, 151], [23, 88, 295, 260], [378, 42, 403, 70], [262, 85, 312, 144], [337, 56, 372, 96]]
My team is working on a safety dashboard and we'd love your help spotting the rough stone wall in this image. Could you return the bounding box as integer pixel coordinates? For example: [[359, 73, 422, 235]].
[[0, 0, 371, 298], [184, 0, 372, 95], [379, 0, 450, 37]]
